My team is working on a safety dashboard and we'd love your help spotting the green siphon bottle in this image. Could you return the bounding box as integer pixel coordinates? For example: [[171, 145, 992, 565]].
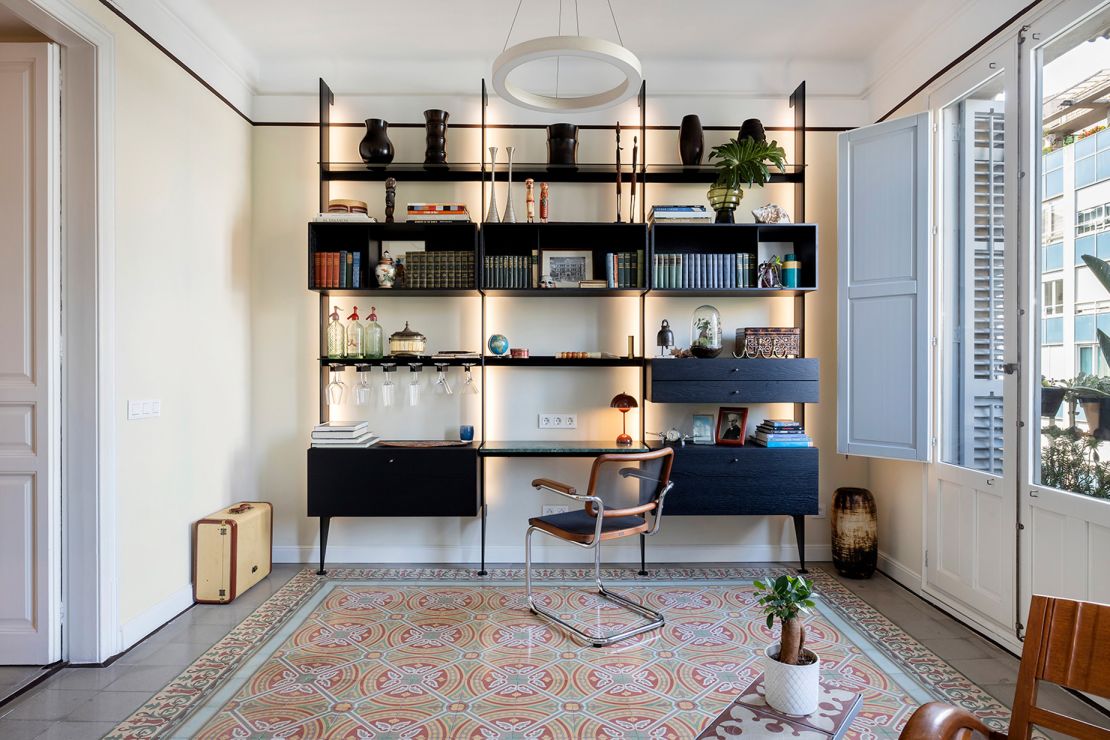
[[364, 306, 385, 358]]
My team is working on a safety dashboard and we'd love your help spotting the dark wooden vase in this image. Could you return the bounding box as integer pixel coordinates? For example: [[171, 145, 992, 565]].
[[679, 114, 704, 165], [832, 487, 877, 579], [547, 123, 579, 165], [424, 109, 449, 164], [739, 118, 767, 143], [359, 119, 395, 164]]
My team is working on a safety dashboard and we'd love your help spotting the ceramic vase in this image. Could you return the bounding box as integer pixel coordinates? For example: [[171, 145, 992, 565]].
[[547, 123, 579, 165], [831, 487, 877, 579], [763, 645, 819, 716], [502, 146, 517, 223], [424, 109, 448, 164], [375, 252, 396, 288], [679, 114, 704, 165], [739, 118, 767, 143], [485, 146, 500, 223], [359, 119, 395, 164]]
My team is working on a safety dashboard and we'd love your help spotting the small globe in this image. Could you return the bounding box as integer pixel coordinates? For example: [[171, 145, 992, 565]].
[[487, 334, 510, 356]]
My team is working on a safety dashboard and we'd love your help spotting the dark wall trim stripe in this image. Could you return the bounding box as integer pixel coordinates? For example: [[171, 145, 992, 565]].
[[876, 0, 1047, 122], [98, 0, 252, 125]]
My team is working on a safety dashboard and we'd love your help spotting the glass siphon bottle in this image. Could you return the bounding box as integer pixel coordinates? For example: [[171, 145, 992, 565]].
[[364, 306, 385, 359], [326, 305, 346, 359], [346, 306, 365, 358]]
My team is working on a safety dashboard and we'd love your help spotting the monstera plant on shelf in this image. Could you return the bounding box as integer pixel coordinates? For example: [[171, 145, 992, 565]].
[[707, 137, 787, 223], [754, 575, 818, 715]]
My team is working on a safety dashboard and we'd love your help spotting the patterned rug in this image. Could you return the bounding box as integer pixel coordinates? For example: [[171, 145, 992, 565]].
[[106, 567, 1013, 739]]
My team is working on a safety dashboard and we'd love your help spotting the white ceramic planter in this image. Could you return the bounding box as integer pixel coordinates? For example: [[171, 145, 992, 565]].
[[763, 644, 820, 716]]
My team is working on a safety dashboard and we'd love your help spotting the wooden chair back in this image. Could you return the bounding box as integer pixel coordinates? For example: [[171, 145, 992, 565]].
[[1008, 595, 1110, 739]]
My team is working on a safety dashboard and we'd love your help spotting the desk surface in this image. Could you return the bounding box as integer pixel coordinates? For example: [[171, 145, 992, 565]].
[[480, 440, 648, 457]]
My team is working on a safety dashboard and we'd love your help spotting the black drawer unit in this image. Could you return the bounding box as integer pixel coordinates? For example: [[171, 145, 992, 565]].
[[663, 444, 818, 516], [647, 358, 819, 403]]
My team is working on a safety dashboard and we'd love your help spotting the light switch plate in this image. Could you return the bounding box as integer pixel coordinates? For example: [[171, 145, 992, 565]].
[[127, 399, 161, 420]]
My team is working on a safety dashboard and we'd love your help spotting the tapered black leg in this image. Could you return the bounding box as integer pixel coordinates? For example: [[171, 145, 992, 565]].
[[638, 535, 648, 576], [792, 515, 807, 574], [478, 504, 488, 576], [317, 516, 331, 576]]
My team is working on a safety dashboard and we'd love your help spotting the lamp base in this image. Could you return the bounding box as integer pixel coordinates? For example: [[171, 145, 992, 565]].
[[616, 433, 633, 447]]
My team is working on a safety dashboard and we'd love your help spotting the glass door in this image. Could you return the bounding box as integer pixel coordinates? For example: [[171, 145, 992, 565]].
[[1025, 5, 1110, 619], [927, 41, 1020, 636]]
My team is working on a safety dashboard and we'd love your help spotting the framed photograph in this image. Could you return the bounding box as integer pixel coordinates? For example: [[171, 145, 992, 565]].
[[716, 407, 749, 446], [691, 414, 714, 444], [541, 250, 593, 288]]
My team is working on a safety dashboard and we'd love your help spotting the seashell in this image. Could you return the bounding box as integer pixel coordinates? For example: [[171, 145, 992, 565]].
[[752, 204, 791, 224]]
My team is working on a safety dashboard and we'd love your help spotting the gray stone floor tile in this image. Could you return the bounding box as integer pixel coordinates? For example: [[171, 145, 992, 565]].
[[64, 691, 150, 722], [1, 690, 98, 721], [100, 664, 185, 693], [33, 720, 117, 739], [920, 637, 997, 662], [950, 656, 1022, 687], [0, 719, 54, 739]]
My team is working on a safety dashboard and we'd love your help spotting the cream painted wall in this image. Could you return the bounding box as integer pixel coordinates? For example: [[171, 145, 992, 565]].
[[251, 119, 867, 565], [64, 0, 254, 637]]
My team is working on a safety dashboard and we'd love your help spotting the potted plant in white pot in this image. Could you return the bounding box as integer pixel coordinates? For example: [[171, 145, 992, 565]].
[[754, 575, 819, 715]]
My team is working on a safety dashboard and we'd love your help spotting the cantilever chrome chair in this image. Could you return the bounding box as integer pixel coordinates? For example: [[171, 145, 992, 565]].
[[525, 447, 675, 647]]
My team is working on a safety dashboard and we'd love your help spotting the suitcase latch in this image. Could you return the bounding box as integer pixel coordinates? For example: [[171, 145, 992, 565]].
[[219, 527, 228, 536]]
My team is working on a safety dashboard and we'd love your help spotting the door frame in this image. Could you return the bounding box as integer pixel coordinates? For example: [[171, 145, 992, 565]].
[[1, 0, 119, 663], [924, 38, 1023, 651]]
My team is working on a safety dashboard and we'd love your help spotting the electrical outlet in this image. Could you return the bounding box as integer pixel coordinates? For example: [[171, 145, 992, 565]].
[[538, 413, 577, 429], [563, 414, 577, 429], [542, 505, 569, 516], [127, 399, 161, 420]]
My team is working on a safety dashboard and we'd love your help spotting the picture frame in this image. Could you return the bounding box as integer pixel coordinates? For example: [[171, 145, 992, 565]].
[[716, 407, 749, 446], [691, 414, 714, 444], [541, 250, 593, 288]]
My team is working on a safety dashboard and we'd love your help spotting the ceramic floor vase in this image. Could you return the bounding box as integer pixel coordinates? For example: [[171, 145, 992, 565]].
[[547, 123, 579, 165], [359, 119, 395, 164], [679, 114, 704, 165], [424, 109, 448, 164], [831, 487, 877, 579]]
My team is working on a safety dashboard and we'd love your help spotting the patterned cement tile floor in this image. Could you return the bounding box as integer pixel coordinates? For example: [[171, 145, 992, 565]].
[[0, 563, 1106, 739]]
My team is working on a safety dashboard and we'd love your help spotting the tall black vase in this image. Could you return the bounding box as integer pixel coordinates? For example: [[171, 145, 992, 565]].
[[738, 118, 767, 144], [679, 114, 704, 166], [424, 109, 449, 164], [359, 119, 394, 164], [547, 123, 579, 165]]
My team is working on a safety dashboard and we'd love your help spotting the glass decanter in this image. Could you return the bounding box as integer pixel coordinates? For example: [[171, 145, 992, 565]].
[[380, 363, 397, 407], [326, 306, 346, 359], [364, 306, 385, 359], [326, 364, 346, 405], [433, 364, 453, 395], [354, 364, 372, 406], [346, 307, 365, 358], [408, 363, 425, 406], [462, 364, 480, 395]]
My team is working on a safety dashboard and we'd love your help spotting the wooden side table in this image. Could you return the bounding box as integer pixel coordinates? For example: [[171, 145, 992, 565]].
[[697, 676, 863, 739]]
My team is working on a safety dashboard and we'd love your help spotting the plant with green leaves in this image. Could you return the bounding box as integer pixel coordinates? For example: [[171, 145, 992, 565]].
[[706, 137, 787, 221], [753, 575, 816, 665], [1080, 254, 1110, 369]]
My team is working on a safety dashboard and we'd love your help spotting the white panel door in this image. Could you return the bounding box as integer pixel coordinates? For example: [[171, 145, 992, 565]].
[[0, 42, 60, 665]]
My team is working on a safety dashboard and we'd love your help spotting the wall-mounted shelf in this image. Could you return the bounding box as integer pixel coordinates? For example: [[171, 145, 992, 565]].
[[322, 162, 642, 183], [483, 356, 644, 367], [313, 288, 478, 297], [480, 440, 649, 457], [644, 164, 805, 184], [319, 356, 480, 367]]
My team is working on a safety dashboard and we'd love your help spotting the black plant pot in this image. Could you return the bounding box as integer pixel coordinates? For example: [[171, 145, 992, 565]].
[[1041, 387, 1065, 418], [547, 123, 579, 166], [359, 119, 395, 164], [424, 109, 449, 164], [1080, 397, 1110, 439], [679, 114, 704, 165], [739, 118, 766, 143]]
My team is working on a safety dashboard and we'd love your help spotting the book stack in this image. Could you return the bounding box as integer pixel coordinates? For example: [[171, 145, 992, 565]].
[[750, 419, 811, 448], [401, 251, 475, 288], [649, 205, 714, 224], [311, 212, 375, 223], [604, 251, 644, 288], [406, 203, 471, 223], [311, 421, 379, 448], [483, 252, 538, 288], [312, 251, 363, 288], [652, 253, 755, 289]]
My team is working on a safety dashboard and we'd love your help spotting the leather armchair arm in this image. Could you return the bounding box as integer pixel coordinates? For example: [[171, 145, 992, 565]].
[[899, 702, 1007, 740], [532, 478, 578, 497]]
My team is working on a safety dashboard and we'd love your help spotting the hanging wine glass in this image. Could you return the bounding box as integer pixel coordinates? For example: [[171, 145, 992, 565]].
[[380, 363, 397, 408], [354, 364, 372, 406], [408, 363, 424, 406], [463, 364, 480, 395], [434, 363, 453, 396], [326, 364, 346, 406]]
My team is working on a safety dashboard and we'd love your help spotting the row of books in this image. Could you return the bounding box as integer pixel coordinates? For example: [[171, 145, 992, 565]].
[[652, 253, 756, 289], [311, 421, 379, 448], [406, 203, 471, 223], [400, 251, 475, 289], [749, 420, 811, 448], [313, 251, 363, 289], [604, 251, 645, 289], [483, 253, 538, 288], [649, 205, 714, 224]]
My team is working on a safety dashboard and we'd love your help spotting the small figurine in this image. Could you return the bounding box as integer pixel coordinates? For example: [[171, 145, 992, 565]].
[[615, 122, 623, 223], [757, 255, 783, 288], [375, 250, 396, 288], [629, 135, 638, 222], [539, 274, 556, 289], [525, 178, 535, 223], [752, 203, 791, 224], [539, 182, 549, 223], [385, 177, 397, 223]]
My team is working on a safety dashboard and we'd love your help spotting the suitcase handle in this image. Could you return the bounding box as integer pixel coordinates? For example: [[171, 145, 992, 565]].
[[228, 503, 253, 514]]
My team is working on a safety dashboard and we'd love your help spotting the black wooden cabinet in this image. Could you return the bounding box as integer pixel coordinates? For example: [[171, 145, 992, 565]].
[[647, 358, 819, 403]]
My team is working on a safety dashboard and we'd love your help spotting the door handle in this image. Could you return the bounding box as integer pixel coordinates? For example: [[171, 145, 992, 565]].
[[1003, 362, 1018, 375]]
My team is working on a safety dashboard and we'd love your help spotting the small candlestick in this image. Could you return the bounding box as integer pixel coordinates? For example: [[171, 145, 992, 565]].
[[539, 182, 549, 223], [525, 178, 535, 223]]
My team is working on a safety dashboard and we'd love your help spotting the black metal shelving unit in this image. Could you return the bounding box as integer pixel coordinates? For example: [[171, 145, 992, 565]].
[[309, 76, 816, 575]]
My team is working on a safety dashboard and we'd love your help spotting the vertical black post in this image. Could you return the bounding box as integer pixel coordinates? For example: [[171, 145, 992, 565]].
[[479, 502, 488, 576], [317, 516, 331, 575], [792, 515, 807, 574], [477, 287, 488, 576], [481, 79, 488, 220], [638, 81, 647, 223], [789, 81, 806, 223], [319, 78, 333, 214], [638, 534, 648, 576]]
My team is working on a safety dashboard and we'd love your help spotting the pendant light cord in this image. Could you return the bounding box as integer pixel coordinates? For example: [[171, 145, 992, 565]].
[[502, 0, 525, 52], [555, 0, 562, 99], [606, 0, 623, 46]]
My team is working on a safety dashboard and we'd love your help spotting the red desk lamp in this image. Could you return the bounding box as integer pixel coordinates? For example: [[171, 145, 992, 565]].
[[610, 391, 638, 447]]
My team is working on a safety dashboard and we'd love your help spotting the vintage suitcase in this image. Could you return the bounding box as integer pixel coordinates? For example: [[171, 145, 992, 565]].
[[193, 501, 273, 604]]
